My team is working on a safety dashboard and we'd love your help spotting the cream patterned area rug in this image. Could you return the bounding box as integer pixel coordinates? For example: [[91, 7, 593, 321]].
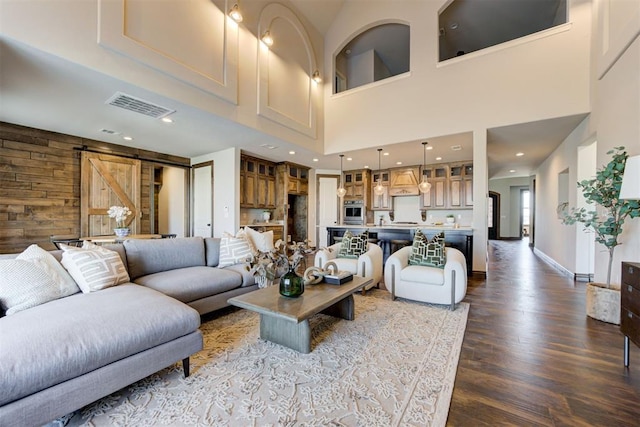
[[61, 290, 469, 426]]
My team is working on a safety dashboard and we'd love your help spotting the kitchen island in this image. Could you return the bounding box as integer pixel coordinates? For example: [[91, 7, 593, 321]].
[[325, 225, 473, 271]]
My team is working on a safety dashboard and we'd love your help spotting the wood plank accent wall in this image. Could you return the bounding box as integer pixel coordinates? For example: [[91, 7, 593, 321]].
[[0, 122, 190, 254]]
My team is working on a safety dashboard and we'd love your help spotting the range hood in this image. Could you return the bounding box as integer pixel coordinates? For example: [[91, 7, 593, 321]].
[[389, 167, 420, 196]]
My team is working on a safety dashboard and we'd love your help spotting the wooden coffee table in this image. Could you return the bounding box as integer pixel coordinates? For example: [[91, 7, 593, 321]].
[[228, 276, 373, 353]]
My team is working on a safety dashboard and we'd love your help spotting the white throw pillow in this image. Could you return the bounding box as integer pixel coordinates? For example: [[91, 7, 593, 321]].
[[218, 235, 254, 268], [17, 244, 80, 297], [244, 226, 275, 253], [60, 242, 130, 293], [0, 258, 74, 315]]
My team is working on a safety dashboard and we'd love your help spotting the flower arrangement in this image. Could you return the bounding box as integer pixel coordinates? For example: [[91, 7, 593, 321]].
[[107, 205, 132, 229], [247, 239, 316, 288]]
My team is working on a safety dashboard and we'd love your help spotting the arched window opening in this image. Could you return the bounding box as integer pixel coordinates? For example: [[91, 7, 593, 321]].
[[334, 23, 410, 94]]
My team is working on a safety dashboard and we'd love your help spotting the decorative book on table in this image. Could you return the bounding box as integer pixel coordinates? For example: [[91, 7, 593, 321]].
[[324, 271, 353, 285]]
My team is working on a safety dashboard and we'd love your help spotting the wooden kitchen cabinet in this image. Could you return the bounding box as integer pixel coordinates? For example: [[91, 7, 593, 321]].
[[241, 154, 276, 209], [449, 162, 473, 208], [287, 164, 309, 195], [420, 165, 448, 209], [344, 169, 370, 201], [371, 170, 391, 210]]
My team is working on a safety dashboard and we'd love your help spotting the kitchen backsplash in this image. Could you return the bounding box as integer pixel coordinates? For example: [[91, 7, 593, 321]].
[[372, 196, 473, 226]]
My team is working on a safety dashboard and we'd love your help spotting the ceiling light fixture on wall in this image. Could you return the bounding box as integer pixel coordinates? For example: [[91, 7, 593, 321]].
[[374, 148, 385, 196], [419, 141, 432, 193], [312, 70, 322, 83], [261, 30, 274, 47], [228, 3, 243, 23], [337, 154, 347, 198]]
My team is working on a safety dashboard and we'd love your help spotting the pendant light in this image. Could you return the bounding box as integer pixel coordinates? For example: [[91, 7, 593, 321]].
[[418, 141, 432, 193], [337, 154, 347, 198], [374, 148, 385, 196]]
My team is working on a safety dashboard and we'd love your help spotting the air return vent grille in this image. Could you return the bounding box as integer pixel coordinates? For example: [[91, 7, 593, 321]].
[[105, 92, 175, 119]]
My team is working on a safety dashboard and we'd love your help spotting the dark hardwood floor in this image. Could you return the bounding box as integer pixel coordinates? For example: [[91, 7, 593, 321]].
[[448, 239, 640, 426]]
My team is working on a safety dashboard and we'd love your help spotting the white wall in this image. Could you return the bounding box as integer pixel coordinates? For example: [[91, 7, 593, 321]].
[[0, 0, 325, 152], [158, 166, 187, 237], [592, 35, 640, 285], [324, 0, 591, 154], [191, 147, 240, 237], [488, 176, 531, 238], [534, 1, 640, 285], [535, 117, 592, 275]]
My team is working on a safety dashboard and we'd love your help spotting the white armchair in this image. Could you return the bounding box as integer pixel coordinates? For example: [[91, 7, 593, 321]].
[[384, 246, 467, 310], [315, 242, 383, 292]]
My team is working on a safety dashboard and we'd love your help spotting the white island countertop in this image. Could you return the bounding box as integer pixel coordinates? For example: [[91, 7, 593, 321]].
[[323, 224, 473, 231]]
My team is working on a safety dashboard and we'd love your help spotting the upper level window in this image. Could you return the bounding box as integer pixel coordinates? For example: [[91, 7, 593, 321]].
[[439, 0, 567, 61], [334, 23, 410, 94]]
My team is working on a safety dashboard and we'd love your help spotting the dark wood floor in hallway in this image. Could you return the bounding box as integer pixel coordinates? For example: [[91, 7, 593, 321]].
[[448, 239, 640, 426]]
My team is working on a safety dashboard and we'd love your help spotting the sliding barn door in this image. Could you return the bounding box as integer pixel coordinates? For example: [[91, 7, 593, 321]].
[[81, 152, 141, 237]]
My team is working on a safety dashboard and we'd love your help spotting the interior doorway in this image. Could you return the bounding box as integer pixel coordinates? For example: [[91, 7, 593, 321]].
[[316, 175, 339, 248], [520, 189, 530, 240], [488, 191, 500, 240]]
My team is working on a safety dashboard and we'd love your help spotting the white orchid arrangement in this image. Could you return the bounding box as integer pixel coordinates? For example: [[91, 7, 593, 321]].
[[107, 205, 132, 228]]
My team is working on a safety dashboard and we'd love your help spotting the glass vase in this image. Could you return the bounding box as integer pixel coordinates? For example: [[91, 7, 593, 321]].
[[279, 267, 304, 298]]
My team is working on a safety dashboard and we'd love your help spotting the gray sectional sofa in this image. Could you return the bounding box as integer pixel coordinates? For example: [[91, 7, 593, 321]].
[[0, 236, 258, 426]]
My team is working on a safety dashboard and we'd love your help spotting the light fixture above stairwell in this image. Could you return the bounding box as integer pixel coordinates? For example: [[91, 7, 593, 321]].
[[418, 141, 432, 193], [312, 70, 322, 84], [374, 148, 385, 196], [228, 3, 243, 23], [261, 30, 274, 47], [337, 154, 347, 198]]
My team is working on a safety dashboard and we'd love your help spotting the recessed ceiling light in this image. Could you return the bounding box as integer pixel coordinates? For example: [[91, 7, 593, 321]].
[[312, 158, 319, 162], [347, 157, 352, 161], [161, 117, 173, 123], [516, 152, 524, 157], [509, 169, 516, 173], [289, 151, 295, 155], [123, 136, 133, 141], [260, 144, 278, 150], [451, 145, 462, 151], [364, 165, 369, 168], [426, 146, 433, 150], [383, 152, 389, 156], [436, 156, 442, 161], [396, 161, 402, 165]]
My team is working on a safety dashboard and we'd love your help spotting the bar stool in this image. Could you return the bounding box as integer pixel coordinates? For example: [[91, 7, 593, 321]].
[[389, 239, 411, 254]]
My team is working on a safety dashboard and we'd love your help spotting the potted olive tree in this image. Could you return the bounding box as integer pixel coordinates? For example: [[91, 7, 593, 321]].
[[562, 146, 640, 323]]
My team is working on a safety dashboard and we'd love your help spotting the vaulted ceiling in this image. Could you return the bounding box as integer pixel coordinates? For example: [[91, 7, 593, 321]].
[[0, 0, 585, 179]]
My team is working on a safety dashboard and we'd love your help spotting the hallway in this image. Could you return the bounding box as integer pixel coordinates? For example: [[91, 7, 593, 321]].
[[448, 239, 640, 426]]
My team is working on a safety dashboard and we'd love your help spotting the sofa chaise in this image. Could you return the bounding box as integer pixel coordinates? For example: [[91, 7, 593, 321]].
[[0, 236, 258, 426]]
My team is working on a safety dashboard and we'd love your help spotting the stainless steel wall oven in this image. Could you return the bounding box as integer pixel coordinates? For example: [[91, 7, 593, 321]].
[[343, 200, 364, 225]]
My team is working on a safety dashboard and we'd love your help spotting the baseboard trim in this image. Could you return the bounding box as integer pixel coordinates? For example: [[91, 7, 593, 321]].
[[574, 273, 594, 282], [533, 248, 574, 278]]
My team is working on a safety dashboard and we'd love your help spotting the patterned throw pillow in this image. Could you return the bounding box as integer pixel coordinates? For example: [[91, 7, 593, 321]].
[[337, 230, 369, 259], [61, 242, 130, 293], [409, 230, 446, 268], [218, 235, 254, 268]]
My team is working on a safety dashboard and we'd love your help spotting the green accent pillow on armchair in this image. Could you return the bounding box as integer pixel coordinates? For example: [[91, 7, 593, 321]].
[[409, 230, 445, 268], [337, 230, 369, 259]]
